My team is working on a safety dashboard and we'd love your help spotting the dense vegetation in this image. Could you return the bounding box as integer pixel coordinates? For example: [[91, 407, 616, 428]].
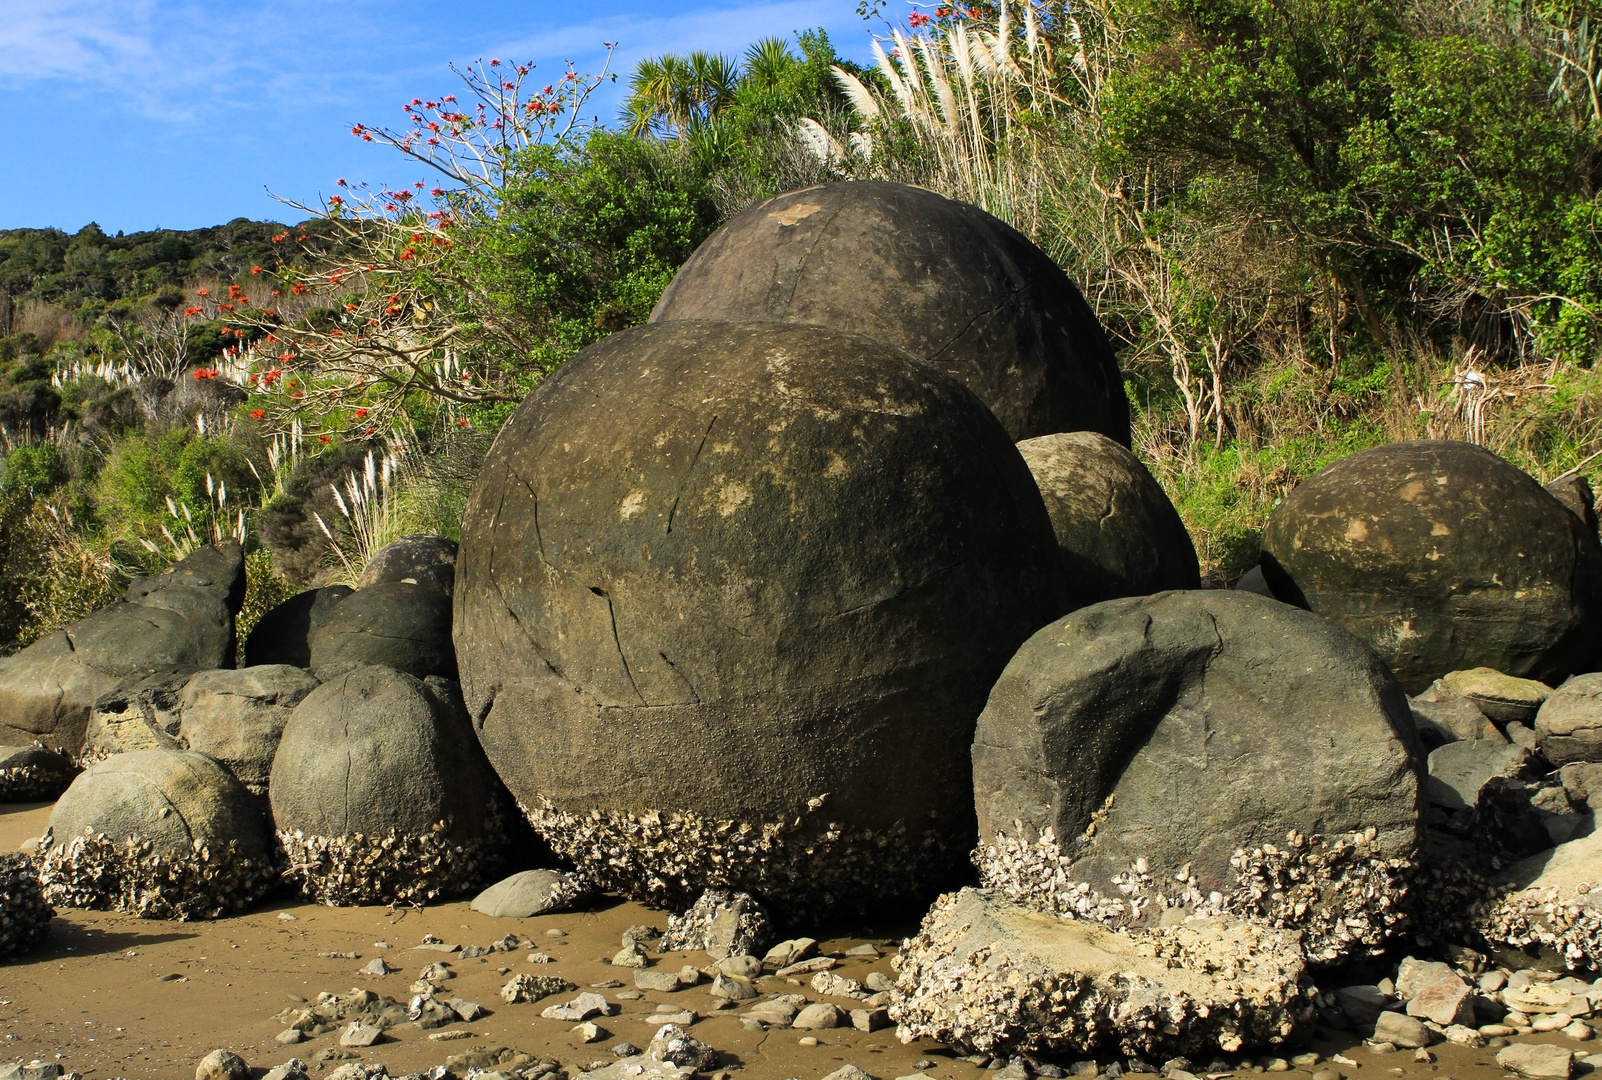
[[1, 0, 1599, 651]]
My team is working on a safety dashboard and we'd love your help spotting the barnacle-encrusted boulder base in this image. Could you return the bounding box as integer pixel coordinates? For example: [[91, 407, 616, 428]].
[[0, 742, 77, 801], [649, 181, 1128, 444], [973, 590, 1422, 965], [0, 852, 53, 958], [269, 666, 507, 906], [455, 320, 1065, 914], [39, 749, 273, 920], [889, 888, 1313, 1059], [1260, 440, 1602, 693], [1476, 825, 1602, 970]]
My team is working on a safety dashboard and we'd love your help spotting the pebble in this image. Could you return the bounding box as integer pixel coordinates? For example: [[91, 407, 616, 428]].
[[645, 1010, 696, 1026], [616, 990, 643, 1000], [612, 1043, 641, 1058], [338, 1022, 383, 1048], [797, 1037, 819, 1047], [427, 1031, 475, 1042], [546, 929, 567, 937], [361, 958, 392, 976], [195, 1049, 250, 1080], [275, 1030, 305, 1045], [277, 912, 297, 921], [635, 970, 682, 993], [574, 1022, 608, 1043], [1567, 1020, 1596, 1040]]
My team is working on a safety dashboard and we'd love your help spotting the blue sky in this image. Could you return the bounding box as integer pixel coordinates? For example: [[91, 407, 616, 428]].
[[0, 0, 878, 234]]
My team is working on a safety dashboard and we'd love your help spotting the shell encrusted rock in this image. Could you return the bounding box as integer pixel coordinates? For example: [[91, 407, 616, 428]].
[[0, 743, 78, 802], [1466, 828, 1602, 970], [0, 851, 53, 957], [523, 795, 959, 916], [659, 888, 772, 957], [889, 887, 1314, 1060], [37, 827, 273, 920], [978, 822, 1413, 966]]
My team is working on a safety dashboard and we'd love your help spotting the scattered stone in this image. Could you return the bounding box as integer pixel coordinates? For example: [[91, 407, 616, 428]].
[[797, 1037, 819, 1047], [1443, 1023, 1484, 1046], [1335, 985, 1389, 1025], [644, 1010, 696, 1026], [973, 589, 1419, 963], [864, 971, 894, 994], [270, 667, 507, 906], [428, 1030, 475, 1042], [1406, 977, 1474, 1026], [763, 938, 817, 968], [648, 1024, 717, 1070], [471, 868, 592, 918], [276, 1029, 305, 1045], [1373, 1011, 1433, 1049], [262, 1061, 310, 1080], [39, 749, 273, 920], [1496, 1042, 1575, 1078], [501, 973, 576, 1004], [443, 997, 485, 1022], [195, 1049, 249, 1080], [810, 971, 865, 999], [1409, 694, 1501, 746], [1427, 740, 1534, 812], [742, 1000, 799, 1027], [792, 1003, 844, 1030], [1537, 673, 1602, 766], [820, 1067, 876, 1080], [613, 1043, 641, 1057], [709, 973, 758, 1000], [892, 888, 1311, 1058], [851, 1007, 889, 1032], [574, 1022, 608, 1043], [777, 957, 836, 978], [613, 941, 650, 968], [635, 969, 682, 992], [363, 957, 392, 976], [542, 993, 617, 1021], [339, 1021, 384, 1047]]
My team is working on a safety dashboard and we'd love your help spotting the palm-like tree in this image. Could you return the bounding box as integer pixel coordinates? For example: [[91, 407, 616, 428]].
[[622, 41, 796, 136]]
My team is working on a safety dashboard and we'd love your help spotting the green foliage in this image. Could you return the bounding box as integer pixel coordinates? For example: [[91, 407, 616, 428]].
[[2, 445, 66, 497]]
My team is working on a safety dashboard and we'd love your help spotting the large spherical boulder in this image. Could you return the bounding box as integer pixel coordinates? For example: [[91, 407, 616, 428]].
[[179, 666, 321, 794], [269, 666, 507, 905], [455, 320, 1066, 915], [1016, 431, 1200, 605], [1260, 441, 1602, 692], [358, 534, 458, 597], [307, 581, 455, 680], [244, 585, 353, 668], [649, 181, 1128, 444], [973, 589, 1421, 964], [38, 749, 273, 920]]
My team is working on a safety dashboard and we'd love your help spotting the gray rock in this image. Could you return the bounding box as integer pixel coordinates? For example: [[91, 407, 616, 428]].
[[358, 535, 458, 598], [634, 970, 683, 993], [1477, 827, 1602, 970], [716, 954, 762, 978], [864, 971, 894, 994], [1394, 957, 1458, 999], [268, 667, 506, 905], [792, 1002, 844, 1030], [1438, 668, 1553, 724], [1409, 694, 1501, 746], [470, 868, 592, 918], [0, 543, 243, 754], [821, 1067, 877, 1080], [709, 973, 757, 1000], [1232, 565, 1276, 598], [762, 938, 817, 969], [889, 887, 1311, 1059], [309, 581, 455, 681], [244, 586, 354, 668], [338, 1021, 384, 1047], [1260, 441, 1602, 693], [179, 666, 320, 794], [1372, 1011, 1433, 1049], [648, 1024, 716, 1070], [660, 889, 773, 959], [1539, 673, 1602, 767], [195, 1049, 250, 1080], [850, 1007, 889, 1032], [972, 589, 1420, 964], [0, 742, 77, 802], [454, 320, 1066, 915], [1406, 978, 1474, 1026], [1496, 1042, 1575, 1078], [651, 181, 1128, 444], [1015, 431, 1199, 607], [1427, 740, 1534, 811], [1547, 473, 1599, 539], [40, 749, 272, 920], [1334, 985, 1389, 1025]]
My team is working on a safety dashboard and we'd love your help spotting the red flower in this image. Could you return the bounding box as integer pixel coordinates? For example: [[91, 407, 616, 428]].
[[291, 392, 302, 398], [456, 418, 471, 427], [318, 435, 331, 443], [196, 287, 208, 296], [250, 409, 266, 419], [355, 408, 369, 419]]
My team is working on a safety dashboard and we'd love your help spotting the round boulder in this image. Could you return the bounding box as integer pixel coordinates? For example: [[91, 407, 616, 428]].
[[1260, 441, 1602, 692], [358, 534, 458, 597], [244, 585, 353, 668], [650, 181, 1128, 444], [178, 665, 321, 794], [307, 581, 455, 680], [39, 749, 273, 920], [0, 742, 78, 801], [269, 666, 506, 905], [1015, 431, 1200, 605], [973, 589, 1421, 964], [454, 320, 1065, 915]]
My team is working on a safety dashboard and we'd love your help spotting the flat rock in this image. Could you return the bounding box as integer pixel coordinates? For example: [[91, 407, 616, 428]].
[[471, 868, 591, 918], [1438, 668, 1553, 723], [1410, 694, 1501, 746], [635, 970, 683, 993], [1496, 1042, 1575, 1078], [1395, 957, 1459, 999], [1427, 740, 1534, 811], [1406, 979, 1474, 1026], [792, 1003, 843, 1030], [888, 888, 1311, 1059]]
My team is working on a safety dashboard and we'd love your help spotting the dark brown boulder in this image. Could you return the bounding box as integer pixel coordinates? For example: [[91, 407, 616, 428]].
[[650, 181, 1128, 444], [269, 666, 506, 905], [358, 534, 458, 597], [307, 581, 455, 680], [973, 589, 1421, 965], [244, 585, 353, 668], [454, 320, 1065, 915], [1015, 431, 1199, 605], [1260, 441, 1602, 693]]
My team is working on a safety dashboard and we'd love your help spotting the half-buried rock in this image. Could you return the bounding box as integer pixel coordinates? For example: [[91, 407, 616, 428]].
[[244, 585, 353, 668], [0, 742, 77, 801], [470, 868, 592, 918], [179, 666, 321, 794], [454, 320, 1065, 914], [1015, 430, 1199, 606], [38, 749, 273, 920], [1260, 441, 1602, 692], [649, 181, 1128, 444], [0, 541, 244, 754], [269, 666, 506, 905], [889, 887, 1312, 1059], [307, 581, 455, 680], [973, 589, 1421, 964]]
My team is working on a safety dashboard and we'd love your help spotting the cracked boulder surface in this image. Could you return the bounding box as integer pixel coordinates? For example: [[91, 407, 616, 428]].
[[0, 541, 244, 754], [1260, 440, 1602, 693], [39, 748, 273, 918], [308, 580, 456, 680], [1015, 430, 1200, 607], [973, 590, 1422, 964], [648, 180, 1128, 444], [269, 665, 508, 905], [454, 319, 1066, 915]]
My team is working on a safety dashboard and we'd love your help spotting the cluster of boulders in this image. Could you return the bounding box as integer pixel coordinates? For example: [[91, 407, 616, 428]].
[[1, 532, 529, 922]]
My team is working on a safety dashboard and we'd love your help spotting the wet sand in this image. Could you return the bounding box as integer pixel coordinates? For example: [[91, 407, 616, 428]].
[[0, 800, 1591, 1080]]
